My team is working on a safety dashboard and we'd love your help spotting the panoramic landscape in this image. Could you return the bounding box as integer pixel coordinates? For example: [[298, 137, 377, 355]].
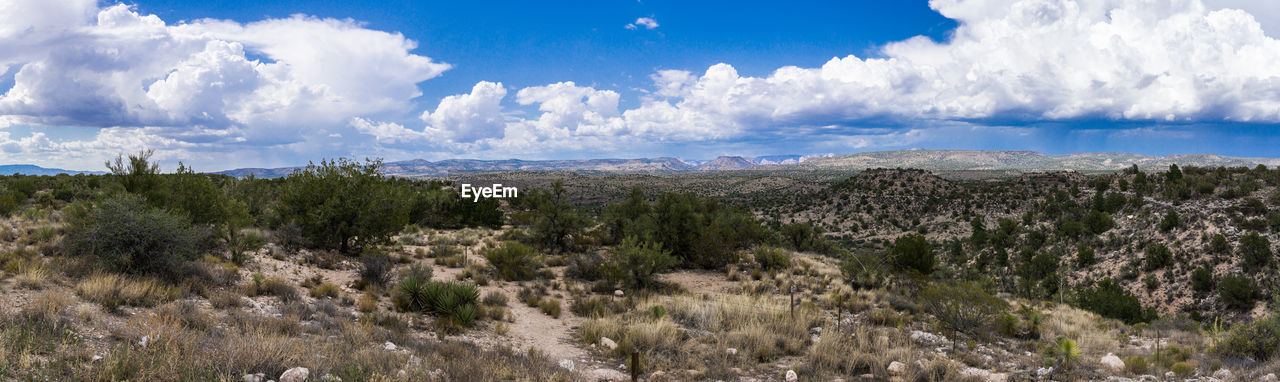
[[4, 0, 1280, 381]]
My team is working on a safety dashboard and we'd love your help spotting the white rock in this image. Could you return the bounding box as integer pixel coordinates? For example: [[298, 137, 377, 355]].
[[985, 373, 1008, 382], [725, 347, 737, 356], [960, 367, 989, 378], [600, 337, 617, 350], [383, 341, 397, 351], [1100, 353, 1125, 371], [1262, 373, 1279, 382], [614, 289, 624, 297], [558, 359, 575, 371], [242, 373, 266, 382], [91, 355, 103, 361], [396, 369, 407, 380], [888, 361, 906, 376], [811, 334, 821, 343], [138, 335, 151, 348], [1164, 371, 1176, 379], [320, 374, 342, 382], [1213, 369, 1232, 379], [909, 330, 944, 344], [1036, 367, 1053, 376], [280, 367, 309, 382], [785, 370, 798, 382]]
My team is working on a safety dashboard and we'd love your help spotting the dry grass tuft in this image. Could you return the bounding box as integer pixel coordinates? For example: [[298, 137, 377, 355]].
[[76, 273, 179, 309]]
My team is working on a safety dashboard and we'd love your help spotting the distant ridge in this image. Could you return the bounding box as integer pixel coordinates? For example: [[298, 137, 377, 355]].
[[0, 164, 106, 176], [211, 150, 1280, 178]]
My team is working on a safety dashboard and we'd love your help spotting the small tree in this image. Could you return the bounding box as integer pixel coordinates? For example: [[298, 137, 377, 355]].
[[1191, 267, 1214, 294], [276, 158, 411, 255], [1219, 275, 1258, 311], [1159, 211, 1180, 232], [1144, 242, 1173, 271], [529, 181, 587, 253], [919, 281, 1008, 351], [1084, 211, 1115, 234], [485, 242, 542, 281], [888, 234, 936, 275]]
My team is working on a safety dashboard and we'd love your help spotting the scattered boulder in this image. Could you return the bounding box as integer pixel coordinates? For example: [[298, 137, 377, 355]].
[[985, 372, 1008, 382], [614, 290, 624, 298], [857, 374, 876, 381], [280, 367, 309, 382], [785, 370, 798, 382], [383, 341, 397, 351], [139, 335, 151, 348], [725, 347, 737, 356], [1213, 369, 1232, 379], [242, 373, 266, 382], [1262, 373, 1279, 382], [961, 367, 990, 379], [888, 361, 906, 376], [1036, 367, 1054, 377], [558, 359, 575, 371], [600, 337, 617, 350], [1100, 353, 1125, 372], [319, 374, 341, 382], [909, 330, 945, 344]]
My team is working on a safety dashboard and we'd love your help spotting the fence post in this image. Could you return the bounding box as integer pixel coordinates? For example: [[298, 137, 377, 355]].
[[630, 351, 639, 381], [789, 284, 795, 320]]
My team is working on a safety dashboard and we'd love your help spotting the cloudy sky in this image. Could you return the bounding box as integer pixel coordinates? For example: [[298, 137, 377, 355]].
[[1, 0, 1279, 171]]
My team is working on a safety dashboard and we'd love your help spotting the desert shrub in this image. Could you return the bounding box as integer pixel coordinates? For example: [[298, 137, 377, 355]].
[[275, 158, 413, 254], [358, 250, 395, 288], [271, 222, 309, 254], [1210, 233, 1230, 254], [1159, 210, 1180, 231], [1191, 267, 1214, 293], [565, 251, 610, 281], [1212, 314, 1280, 361], [919, 281, 1008, 349], [401, 263, 433, 283], [1218, 274, 1257, 310], [244, 273, 300, 302], [1143, 242, 1172, 271], [753, 246, 790, 271], [867, 308, 904, 327], [779, 221, 837, 254], [309, 282, 340, 299], [356, 293, 378, 313], [64, 195, 199, 281], [1239, 232, 1273, 272], [482, 291, 508, 307], [1123, 355, 1148, 374], [1084, 211, 1115, 234], [393, 277, 480, 328], [886, 234, 935, 275], [608, 236, 676, 290], [1075, 244, 1096, 267], [76, 273, 179, 309], [570, 296, 626, 318], [1044, 337, 1081, 369], [539, 298, 562, 319], [227, 229, 267, 265], [840, 252, 885, 289], [1076, 278, 1154, 324], [484, 241, 541, 281]]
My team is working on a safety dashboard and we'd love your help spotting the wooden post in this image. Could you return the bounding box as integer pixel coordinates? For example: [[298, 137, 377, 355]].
[[630, 351, 639, 381], [789, 284, 795, 320]]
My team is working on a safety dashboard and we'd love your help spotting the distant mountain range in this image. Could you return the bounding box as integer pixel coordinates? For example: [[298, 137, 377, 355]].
[[208, 150, 1280, 178], [0, 164, 106, 176]]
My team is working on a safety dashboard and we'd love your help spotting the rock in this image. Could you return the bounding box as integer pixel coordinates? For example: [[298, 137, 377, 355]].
[[600, 337, 617, 350], [91, 355, 103, 362], [396, 369, 407, 380], [960, 367, 989, 379], [650, 371, 666, 380], [406, 355, 422, 368], [280, 367, 309, 382], [909, 330, 945, 344], [1035, 367, 1053, 377], [1135, 375, 1158, 382], [558, 359, 575, 371], [383, 341, 397, 351], [857, 374, 876, 381], [887, 361, 906, 376], [614, 289, 625, 297], [319, 374, 341, 382], [139, 335, 151, 348], [785, 370, 798, 382], [686, 369, 704, 377], [1214, 369, 1232, 379], [811, 334, 821, 343], [1100, 353, 1125, 372], [242, 373, 266, 382], [1164, 371, 1176, 379], [1262, 373, 1279, 382], [730, 367, 743, 374], [725, 347, 737, 356], [985, 373, 1008, 382]]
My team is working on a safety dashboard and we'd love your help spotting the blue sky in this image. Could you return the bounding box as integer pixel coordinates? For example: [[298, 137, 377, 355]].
[[0, 0, 1278, 171]]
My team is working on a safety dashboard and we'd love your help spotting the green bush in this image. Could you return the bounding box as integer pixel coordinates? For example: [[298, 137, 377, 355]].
[[1219, 275, 1257, 311], [1159, 210, 1180, 231], [1143, 242, 1172, 271], [608, 236, 676, 290], [275, 158, 413, 254], [393, 278, 480, 328], [887, 234, 935, 275], [840, 252, 885, 290], [1212, 314, 1280, 361], [753, 246, 790, 271], [358, 250, 395, 288], [1076, 278, 1154, 324], [1239, 232, 1273, 272], [484, 242, 542, 281], [1084, 211, 1115, 234], [1123, 355, 1148, 374], [1191, 267, 1214, 293], [63, 195, 199, 281], [919, 281, 1007, 349]]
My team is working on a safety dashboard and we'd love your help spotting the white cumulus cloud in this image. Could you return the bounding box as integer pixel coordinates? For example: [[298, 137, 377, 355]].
[[626, 17, 659, 30]]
